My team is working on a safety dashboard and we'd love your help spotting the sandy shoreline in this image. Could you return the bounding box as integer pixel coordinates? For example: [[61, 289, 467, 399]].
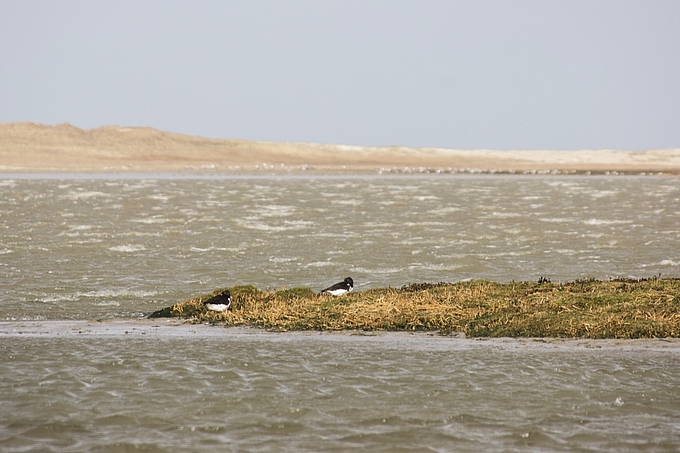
[[2, 319, 680, 350], [2, 122, 679, 174]]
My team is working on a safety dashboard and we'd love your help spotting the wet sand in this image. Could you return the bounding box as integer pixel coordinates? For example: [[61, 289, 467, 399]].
[[2, 122, 679, 174], [2, 320, 680, 351]]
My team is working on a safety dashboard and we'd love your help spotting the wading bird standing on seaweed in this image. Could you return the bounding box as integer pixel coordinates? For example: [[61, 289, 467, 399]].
[[321, 277, 354, 296], [203, 290, 231, 311]]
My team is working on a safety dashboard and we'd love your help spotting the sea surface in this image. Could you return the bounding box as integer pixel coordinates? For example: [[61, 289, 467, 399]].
[[2, 174, 680, 452]]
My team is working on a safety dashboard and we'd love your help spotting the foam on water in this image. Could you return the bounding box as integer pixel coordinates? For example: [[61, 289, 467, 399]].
[[108, 245, 147, 252], [234, 219, 310, 232], [62, 190, 111, 200], [38, 289, 160, 303], [130, 217, 169, 224], [259, 204, 297, 216], [538, 217, 577, 223], [584, 219, 634, 225], [268, 256, 300, 263], [303, 261, 336, 268]]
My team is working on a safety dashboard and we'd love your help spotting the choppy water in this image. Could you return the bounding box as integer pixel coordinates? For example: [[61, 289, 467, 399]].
[[2, 330, 680, 452], [1, 174, 679, 320], [2, 174, 680, 451]]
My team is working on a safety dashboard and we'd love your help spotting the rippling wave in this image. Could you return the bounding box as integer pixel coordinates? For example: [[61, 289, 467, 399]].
[[2, 174, 680, 451], [1, 175, 679, 320], [1, 333, 679, 452]]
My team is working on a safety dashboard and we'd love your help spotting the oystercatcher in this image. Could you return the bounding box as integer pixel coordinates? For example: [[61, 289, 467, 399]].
[[204, 289, 232, 312], [321, 277, 354, 296]]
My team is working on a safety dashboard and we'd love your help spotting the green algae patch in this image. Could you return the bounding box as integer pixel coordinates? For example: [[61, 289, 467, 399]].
[[148, 278, 680, 338]]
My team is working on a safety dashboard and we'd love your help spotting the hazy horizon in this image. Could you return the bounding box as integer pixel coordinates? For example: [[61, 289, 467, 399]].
[[1, 1, 679, 151]]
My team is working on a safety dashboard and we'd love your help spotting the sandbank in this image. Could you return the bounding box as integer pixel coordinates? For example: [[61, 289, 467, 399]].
[[2, 122, 679, 175]]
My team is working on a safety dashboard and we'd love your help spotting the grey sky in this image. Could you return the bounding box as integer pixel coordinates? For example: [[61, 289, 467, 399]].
[[1, 1, 678, 150]]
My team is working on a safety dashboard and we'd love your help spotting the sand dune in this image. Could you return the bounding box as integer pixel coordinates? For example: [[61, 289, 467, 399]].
[[1, 122, 679, 174]]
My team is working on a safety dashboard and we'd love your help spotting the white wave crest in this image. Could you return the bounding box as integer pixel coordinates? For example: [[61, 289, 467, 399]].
[[109, 245, 146, 252], [583, 219, 633, 225]]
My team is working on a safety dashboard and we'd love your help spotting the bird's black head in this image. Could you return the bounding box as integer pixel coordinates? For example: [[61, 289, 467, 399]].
[[220, 289, 231, 299], [344, 277, 354, 287]]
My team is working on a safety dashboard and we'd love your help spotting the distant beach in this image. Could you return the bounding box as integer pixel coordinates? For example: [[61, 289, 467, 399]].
[[2, 122, 679, 174]]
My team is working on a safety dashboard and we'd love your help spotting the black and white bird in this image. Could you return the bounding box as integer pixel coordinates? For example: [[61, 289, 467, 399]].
[[203, 289, 232, 312], [321, 277, 354, 296]]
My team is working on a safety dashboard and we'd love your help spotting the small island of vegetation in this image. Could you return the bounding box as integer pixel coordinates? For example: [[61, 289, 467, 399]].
[[149, 278, 680, 338]]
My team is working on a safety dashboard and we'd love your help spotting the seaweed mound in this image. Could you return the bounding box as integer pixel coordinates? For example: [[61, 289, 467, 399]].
[[147, 279, 680, 338]]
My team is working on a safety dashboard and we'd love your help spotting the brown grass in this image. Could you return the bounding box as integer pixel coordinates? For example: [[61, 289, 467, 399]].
[[148, 279, 680, 338]]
